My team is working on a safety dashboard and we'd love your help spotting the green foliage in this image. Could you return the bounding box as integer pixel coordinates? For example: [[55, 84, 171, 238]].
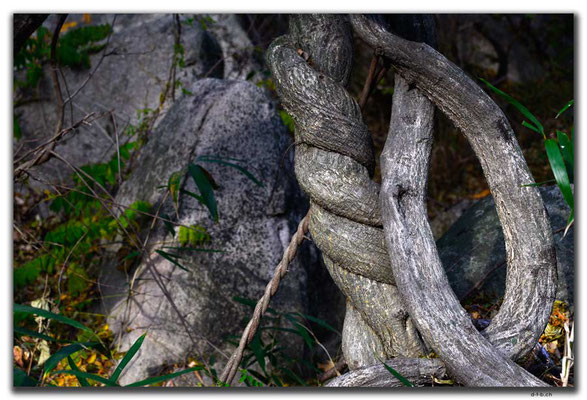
[[14, 23, 112, 89], [178, 225, 210, 247], [14, 139, 144, 294], [279, 110, 295, 134], [14, 310, 198, 387], [228, 296, 340, 386], [14, 26, 51, 88], [482, 78, 574, 233], [57, 24, 112, 69], [14, 114, 22, 139]]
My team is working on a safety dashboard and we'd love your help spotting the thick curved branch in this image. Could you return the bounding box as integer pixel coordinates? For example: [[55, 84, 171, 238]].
[[352, 14, 556, 364], [267, 15, 425, 368], [380, 76, 546, 386]]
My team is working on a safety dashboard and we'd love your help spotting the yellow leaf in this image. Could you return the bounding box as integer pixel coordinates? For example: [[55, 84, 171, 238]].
[[60, 21, 78, 33], [87, 353, 97, 364], [471, 189, 491, 199], [83, 14, 92, 24]]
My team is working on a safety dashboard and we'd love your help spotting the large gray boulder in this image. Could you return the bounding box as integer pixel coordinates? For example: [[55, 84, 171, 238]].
[[14, 14, 223, 186], [98, 78, 342, 385], [438, 185, 574, 309]]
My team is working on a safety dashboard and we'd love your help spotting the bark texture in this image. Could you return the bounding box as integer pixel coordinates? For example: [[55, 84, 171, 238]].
[[13, 14, 49, 56], [326, 357, 446, 387], [267, 14, 426, 369], [352, 15, 555, 386]]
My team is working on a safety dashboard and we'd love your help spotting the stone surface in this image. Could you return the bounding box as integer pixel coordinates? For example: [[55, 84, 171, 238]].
[[98, 78, 342, 385], [14, 14, 224, 187], [438, 185, 574, 308]]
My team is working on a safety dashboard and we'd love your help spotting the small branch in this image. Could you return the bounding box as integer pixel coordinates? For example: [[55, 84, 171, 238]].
[[14, 112, 106, 180], [358, 54, 380, 110], [318, 357, 347, 383]]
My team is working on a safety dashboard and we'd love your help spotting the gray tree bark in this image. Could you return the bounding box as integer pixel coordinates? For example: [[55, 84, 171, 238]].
[[267, 14, 426, 369], [267, 13, 557, 387], [351, 15, 556, 386], [326, 357, 446, 387], [13, 14, 49, 56]]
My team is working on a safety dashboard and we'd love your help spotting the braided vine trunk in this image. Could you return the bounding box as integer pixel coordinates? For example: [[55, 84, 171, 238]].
[[267, 15, 425, 369], [267, 14, 556, 387]]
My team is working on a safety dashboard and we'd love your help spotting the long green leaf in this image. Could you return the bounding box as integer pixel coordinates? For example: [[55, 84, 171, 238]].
[[14, 326, 66, 343], [196, 157, 263, 187], [179, 188, 203, 203], [480, 78, 544, 137], [248, 333, 267, 372], [521, 179, 556, 188], [14, 304, 92, 334], [155, 250, 189, 272], [124, 366, 203, 387], [545, 139, 574, 210], [522, 120, 542, 134], [557, 131, 574, 182], [160, 246, 225, 253], [283, 314, 314, 349], [188, 164, 218, 221], [556, 99, 574, 118], [43, 342, 100, 375], [382, 361, 415, 387], [67, 355, 91, 387], [160, 213, 176, 238], [122, 251, 141, 262], [51, 369, 119, 386], [14, 367, 38, 387], [295, 312, 341, 335], [233, 296, 278, 315], [564, 209, 574, 238], [110, 333, 146, 382]]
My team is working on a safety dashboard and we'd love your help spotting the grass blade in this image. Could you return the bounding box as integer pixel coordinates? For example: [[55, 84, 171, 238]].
[[233, 296, 278, 315], [160, 246, 225, 253], [480, 78, 544, 137], [522, 120, 542, 134], [557, 131, 574, 182], [160, 213, 176, 237], [51, 369, 119, 386], [122, 251, 141, 262], [155, 250, 189, 272], [67, 355, 91, 387], [43, 342, 100, 375], [124, 366, 203, 387], [382, 361, 415, 387], [564, 209, 574, 238], [248, 333, 267, 372], [188, 164, 218, 221], [196, 157, 263, 187], [14, 304, 92, 334], [14, 326, 65, 343], [545, 139, 574, 210], [556, 99, 574, 118], [110, 333, 146, 382], [14, 367, 38, 387], [295, 312, 341, 335], [521, 179, 556, 188]]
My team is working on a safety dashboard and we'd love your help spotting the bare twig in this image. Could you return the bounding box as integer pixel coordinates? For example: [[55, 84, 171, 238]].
[[14, 15, 67, 181], [63, 15, 118, 106], [318, 357, 347, 383], [220, 209, 311, 385]]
